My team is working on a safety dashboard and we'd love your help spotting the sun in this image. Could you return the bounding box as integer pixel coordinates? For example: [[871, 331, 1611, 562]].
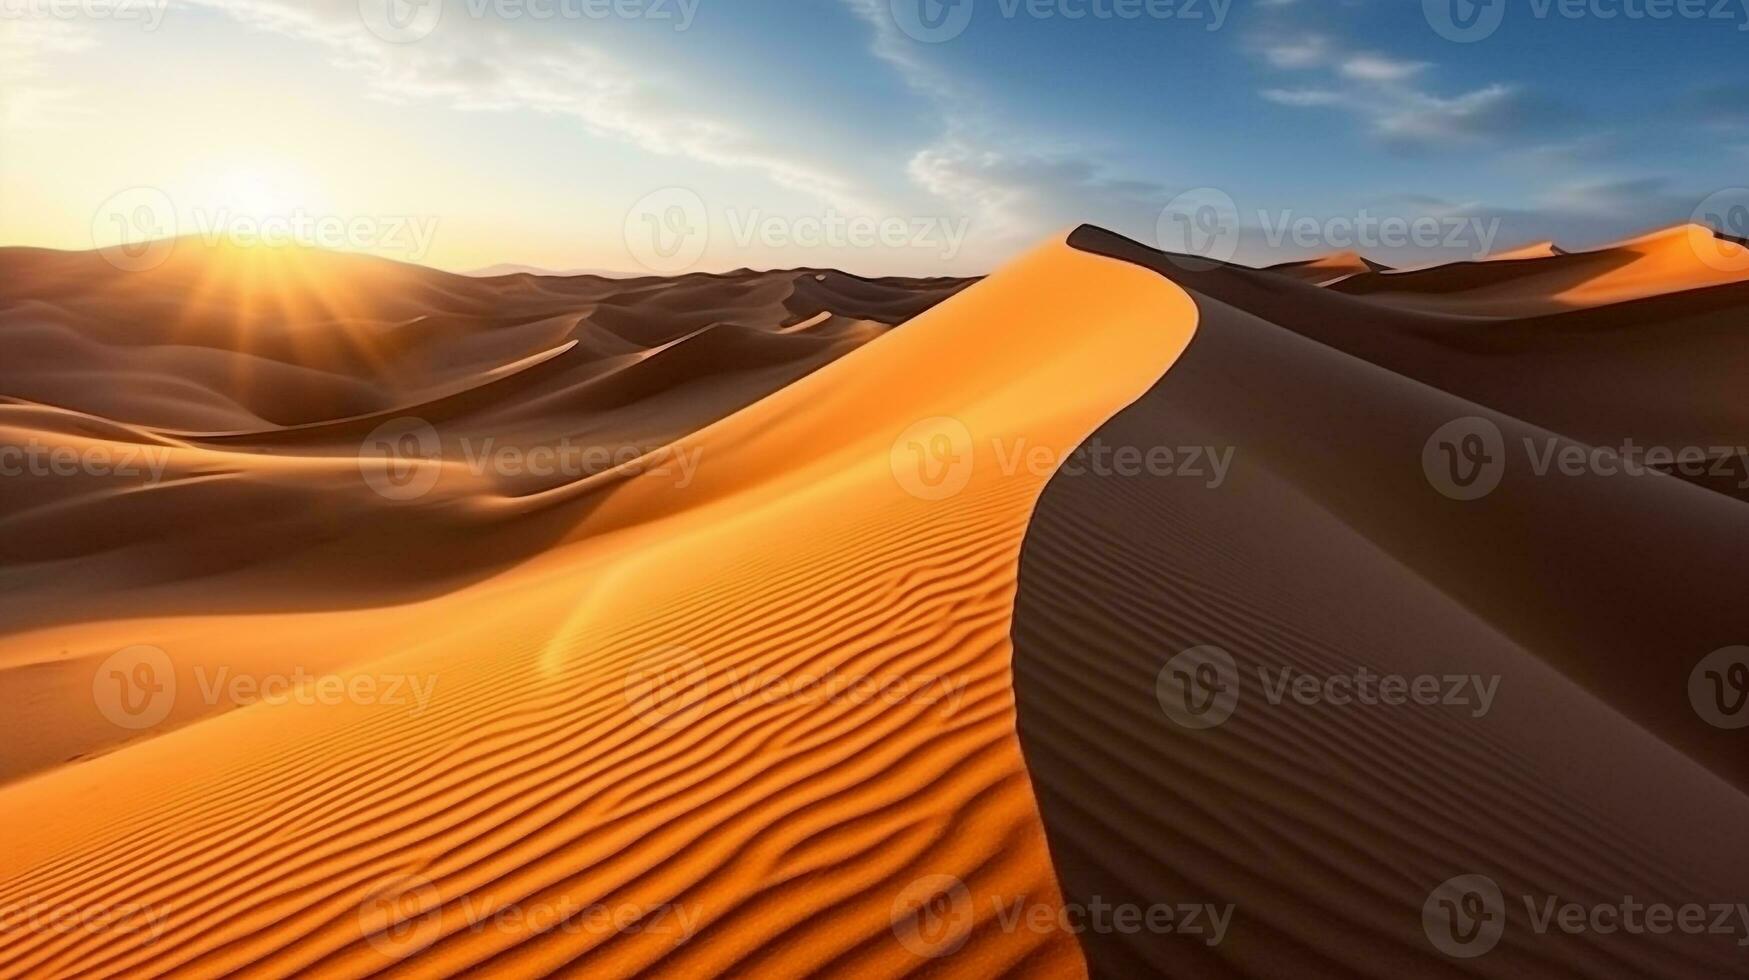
[[215, 168, 301, 219], [191, 160, 324, 224]]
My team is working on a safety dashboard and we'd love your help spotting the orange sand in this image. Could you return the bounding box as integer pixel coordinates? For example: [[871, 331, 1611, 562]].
[[0, 240, 1197, 977]]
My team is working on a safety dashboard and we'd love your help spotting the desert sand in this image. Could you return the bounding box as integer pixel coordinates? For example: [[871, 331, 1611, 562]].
[[3, 220, 1747, 978], [0, 238, 1194, 976], [1011, 225, 1749, 977], [1330, 223, 1749, 315]]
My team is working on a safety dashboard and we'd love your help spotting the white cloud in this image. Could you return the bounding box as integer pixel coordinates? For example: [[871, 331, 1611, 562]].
[[1339, 54, 1428, 82], [1260, 88, 1346, 107], [1261, 35, 1330, 69]]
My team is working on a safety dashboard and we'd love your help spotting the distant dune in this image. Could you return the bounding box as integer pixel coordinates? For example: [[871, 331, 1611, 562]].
[[3, 224, 1747, 978], [1326, 222, 1749, 315], [463, 263, 634, 279], [1263, 251, 1391, 286], [1485, 240, 1567, 262]]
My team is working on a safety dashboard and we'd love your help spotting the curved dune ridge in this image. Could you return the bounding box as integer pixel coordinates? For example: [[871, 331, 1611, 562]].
[[1009, 227, 1749, 977], [1262, 251, 1391, 287], [1322, 222, 1749, 315], [0, 238, 1198, 977]]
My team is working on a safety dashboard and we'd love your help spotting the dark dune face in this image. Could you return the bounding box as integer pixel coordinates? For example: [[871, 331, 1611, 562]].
[[1008, 227, 1749, 977]]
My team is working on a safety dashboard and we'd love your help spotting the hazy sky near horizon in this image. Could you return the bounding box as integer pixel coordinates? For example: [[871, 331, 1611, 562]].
[[3, 0, 1747, 274]]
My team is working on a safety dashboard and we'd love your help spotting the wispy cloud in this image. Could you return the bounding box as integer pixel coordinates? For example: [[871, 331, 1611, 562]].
[[180, 0, 877, 212], [1338, 54, 1428, 83], [838, 0, 1164, 251], [1248, 13, 1569, 151]]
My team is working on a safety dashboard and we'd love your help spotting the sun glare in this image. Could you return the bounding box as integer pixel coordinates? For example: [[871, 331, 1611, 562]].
[[214, 167, 305, 220]]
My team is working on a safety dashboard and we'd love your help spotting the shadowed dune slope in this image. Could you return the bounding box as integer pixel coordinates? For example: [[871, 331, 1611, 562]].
[[0, 238, 1198, 978], [1007, 227, 1749, 978], [1104, 236, 1749, 502]]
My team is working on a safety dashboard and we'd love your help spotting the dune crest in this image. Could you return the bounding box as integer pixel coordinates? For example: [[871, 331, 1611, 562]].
[[1324, 221, 1749, 315], [0, 237, 1197, 977], [1485, 240, 1566, 261], [1007, 226, 1749, 977], [1264, 250, 1389, 286]]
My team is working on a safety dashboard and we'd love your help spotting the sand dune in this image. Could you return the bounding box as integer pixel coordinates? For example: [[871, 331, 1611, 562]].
[[1009, 226, 1749, 977], [0, 244, 975, 777], [5, 221, 1748, 979], [1262, 251, 1390, 286], [1486, 240, 1567, 262], [1329, 223, 1749, 315], [0, 238, 1194, 977]]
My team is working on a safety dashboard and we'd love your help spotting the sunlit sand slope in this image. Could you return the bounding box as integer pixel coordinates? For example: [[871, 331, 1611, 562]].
[[0, 247, 970, 782], [0, 239, 1196, 978]]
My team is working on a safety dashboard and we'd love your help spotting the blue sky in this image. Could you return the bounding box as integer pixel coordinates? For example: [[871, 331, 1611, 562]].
[[3, 0, 1746, 273]]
